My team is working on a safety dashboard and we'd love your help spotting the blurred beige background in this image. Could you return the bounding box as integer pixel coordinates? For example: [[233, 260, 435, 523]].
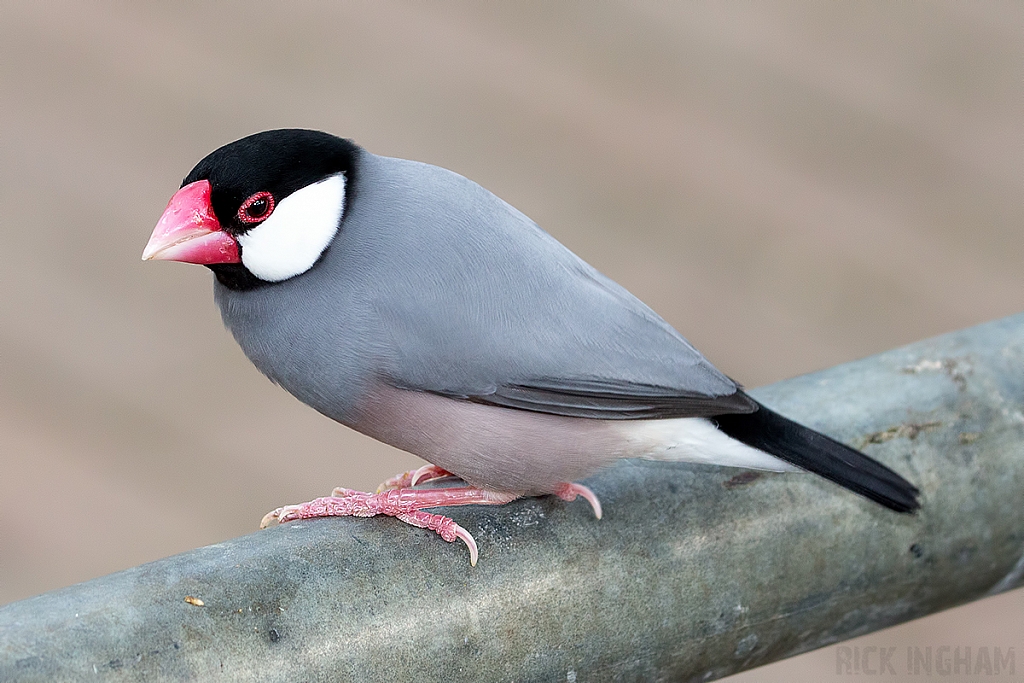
[[1, 2, 1021, 680]]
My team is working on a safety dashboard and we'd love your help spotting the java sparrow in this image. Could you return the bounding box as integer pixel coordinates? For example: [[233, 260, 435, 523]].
[[144, 129, 919, 564]]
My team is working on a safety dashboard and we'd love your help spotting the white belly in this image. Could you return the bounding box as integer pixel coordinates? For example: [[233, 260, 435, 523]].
[[353, 383, 795, 495]]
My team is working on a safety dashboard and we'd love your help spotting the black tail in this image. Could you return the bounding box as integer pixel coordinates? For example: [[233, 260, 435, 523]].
[[714, 398, 920, 513]]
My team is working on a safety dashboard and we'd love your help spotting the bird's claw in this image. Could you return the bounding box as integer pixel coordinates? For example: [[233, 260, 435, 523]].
[[259, 509, 280, 529], [259, 504, 304, 528], [260, 479, 598, 567], [555, 482, 602, 519], [331, 486, 359, 498], [395, 510, 479, 566], [454, 525, 479, 567], [375, 464, 455, 492]]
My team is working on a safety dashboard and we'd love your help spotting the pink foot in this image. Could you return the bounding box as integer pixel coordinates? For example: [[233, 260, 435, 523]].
[[372, 464, 455, 493], [260, 486, 518, 566]]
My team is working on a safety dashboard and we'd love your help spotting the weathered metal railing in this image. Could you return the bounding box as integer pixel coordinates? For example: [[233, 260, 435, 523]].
[[2, 314, 1022, 682]]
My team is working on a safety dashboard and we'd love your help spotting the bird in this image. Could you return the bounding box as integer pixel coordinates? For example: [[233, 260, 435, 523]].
[[143, 129, 919, 565]]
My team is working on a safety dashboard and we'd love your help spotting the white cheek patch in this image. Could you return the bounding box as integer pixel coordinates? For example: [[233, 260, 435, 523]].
[[238, 173, 346, 282]]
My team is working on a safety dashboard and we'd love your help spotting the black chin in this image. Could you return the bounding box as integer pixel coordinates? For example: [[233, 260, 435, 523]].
[[208, 263, 267, 291]]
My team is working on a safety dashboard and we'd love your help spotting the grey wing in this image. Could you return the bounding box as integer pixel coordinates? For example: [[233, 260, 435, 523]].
[[358, 155, 756, 420], [462, 379, 754, 419]]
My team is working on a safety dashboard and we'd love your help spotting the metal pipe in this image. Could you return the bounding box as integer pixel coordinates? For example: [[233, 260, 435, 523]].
[[2, 314, 1023, 682]]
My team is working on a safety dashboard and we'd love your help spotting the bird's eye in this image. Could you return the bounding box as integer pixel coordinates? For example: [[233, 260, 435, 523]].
[[238, 191, 275, 224]]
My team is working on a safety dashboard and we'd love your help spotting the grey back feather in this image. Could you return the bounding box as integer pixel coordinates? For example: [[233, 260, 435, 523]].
[[215, 151, 752, 425]]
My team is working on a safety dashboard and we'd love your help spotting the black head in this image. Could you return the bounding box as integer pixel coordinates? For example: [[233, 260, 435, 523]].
[[183, 129, 360, 235], [146, 130, 363, 290]]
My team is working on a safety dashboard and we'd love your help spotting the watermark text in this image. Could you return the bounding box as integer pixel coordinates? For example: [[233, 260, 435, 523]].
[[835, 645, 1015, 676]]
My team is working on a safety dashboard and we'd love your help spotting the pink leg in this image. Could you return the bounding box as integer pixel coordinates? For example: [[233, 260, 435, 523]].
[[262, 478, 603, 566], [261, 486, 518, 566]]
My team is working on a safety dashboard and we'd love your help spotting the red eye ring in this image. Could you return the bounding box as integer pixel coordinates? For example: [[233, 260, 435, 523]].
[[238, 191, 275, 224]]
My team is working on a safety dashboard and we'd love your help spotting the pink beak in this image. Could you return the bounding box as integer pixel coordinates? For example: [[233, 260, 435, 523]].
[[142, 180, 240, 264]]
